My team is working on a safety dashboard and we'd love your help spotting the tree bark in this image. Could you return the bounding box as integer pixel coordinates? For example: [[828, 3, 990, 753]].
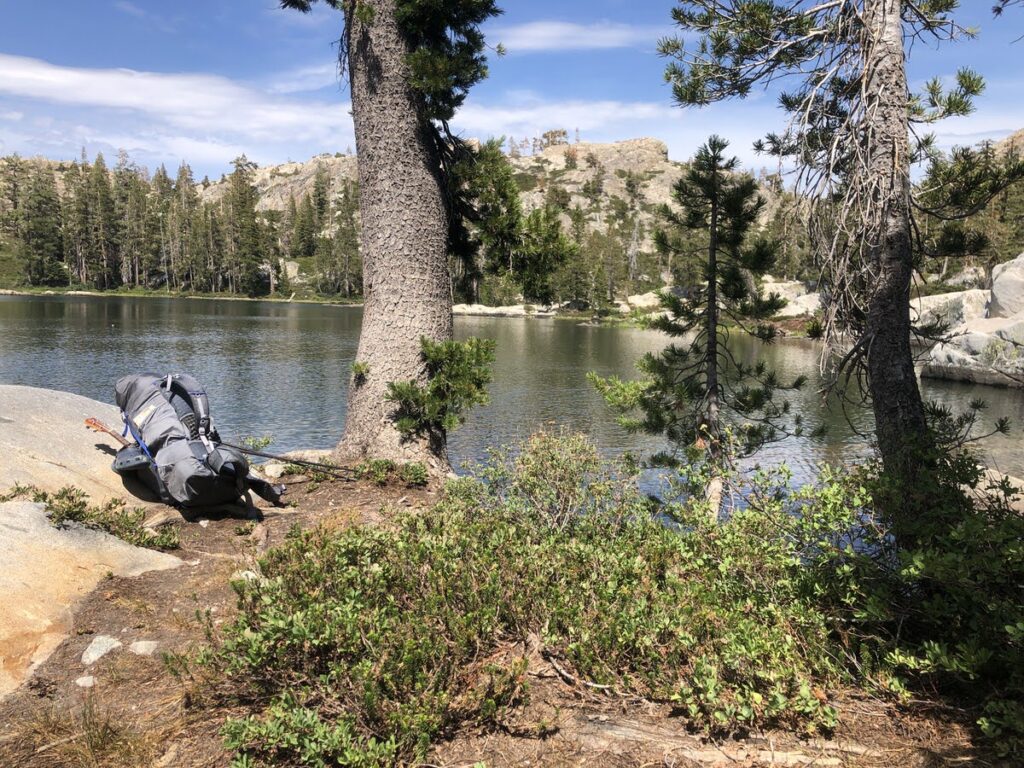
[[339, 0, 453, 470], [705, 176, 723, 518], [862, 0, 930, 482]]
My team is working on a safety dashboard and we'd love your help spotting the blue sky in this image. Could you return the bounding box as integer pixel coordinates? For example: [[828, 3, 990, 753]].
[[0, 1, 1022, 177]]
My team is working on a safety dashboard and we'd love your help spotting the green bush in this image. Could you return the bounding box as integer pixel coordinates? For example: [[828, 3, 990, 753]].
[[385, 336, 495, 439], [353, 459, 428, 487], [853, 454, 1024, 757], [354, 458, 396, 486], [2, 484, 179, 551], [200, 434, 864, 767]]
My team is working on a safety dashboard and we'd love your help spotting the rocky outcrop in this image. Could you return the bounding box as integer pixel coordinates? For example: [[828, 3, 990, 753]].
[[776, 293, 821, 319], [200, 153, 359, 212], [912, 289, 989, 329], [0, 386, 182, 697], [0, 501, 180, 697], [762, 276, 810, 304], [920, 255, 1024, 387], [925, 314, 1024, 387], [452, 303, 555, 317], [0, 385, 152, 503], [626, 291, 664, 311], [990, 252, 1024, 318]]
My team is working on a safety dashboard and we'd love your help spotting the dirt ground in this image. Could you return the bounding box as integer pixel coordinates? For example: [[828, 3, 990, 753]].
[[0, 471, 1004, 768]]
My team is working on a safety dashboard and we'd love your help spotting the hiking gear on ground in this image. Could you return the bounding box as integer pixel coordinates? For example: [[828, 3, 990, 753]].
[[112, 373, 284, 508], [218, 441, 357, 482]]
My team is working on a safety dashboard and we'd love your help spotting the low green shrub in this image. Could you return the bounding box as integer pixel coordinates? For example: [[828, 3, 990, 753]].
[[4, 484, 179, 551], [385, 336, 495, 439], [852, 452, 1024, 758], [355, 459, 429, 488], [199, 434, 864, 767], [355, 458, 396, 485]]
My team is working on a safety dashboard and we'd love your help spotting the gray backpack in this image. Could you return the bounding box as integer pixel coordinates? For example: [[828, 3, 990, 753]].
[[113, 373, 282, 508]]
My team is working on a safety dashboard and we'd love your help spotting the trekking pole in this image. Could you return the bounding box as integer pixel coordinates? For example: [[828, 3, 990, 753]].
[[218, 442, 358, 481]]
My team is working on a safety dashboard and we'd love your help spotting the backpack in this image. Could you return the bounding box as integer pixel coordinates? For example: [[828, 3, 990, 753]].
[[113, 373, 283, 509]]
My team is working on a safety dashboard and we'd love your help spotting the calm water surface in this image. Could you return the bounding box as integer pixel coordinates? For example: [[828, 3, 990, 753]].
[[2, 295, 1022, 482]]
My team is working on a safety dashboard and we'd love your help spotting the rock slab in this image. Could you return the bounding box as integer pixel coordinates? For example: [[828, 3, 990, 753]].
[[0, 499, 180, 697], [0, 386, 186, 695], [81, 635, 122, 666], [0, 384, 148, 503], [991, 252, 1024, 318]]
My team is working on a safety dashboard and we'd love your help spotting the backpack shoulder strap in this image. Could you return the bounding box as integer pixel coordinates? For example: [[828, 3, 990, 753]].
[[165, 373, 213, 439]]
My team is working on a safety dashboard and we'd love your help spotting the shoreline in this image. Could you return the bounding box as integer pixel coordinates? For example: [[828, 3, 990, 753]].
[[0, 286, 363, 308]]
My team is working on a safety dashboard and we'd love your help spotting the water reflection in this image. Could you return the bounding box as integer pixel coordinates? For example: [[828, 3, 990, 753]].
[[0, 295, 1020, 484]]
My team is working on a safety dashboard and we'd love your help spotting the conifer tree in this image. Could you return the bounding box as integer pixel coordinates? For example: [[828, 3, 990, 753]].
[[224, 155, 266, 296], [517, 204, 576, 305], [150, 164, 174, 289], [0, 155, 28, 238], [656, 0, 993, 495], [335, 179, 361, 297], [312, 164, 331, 229], [21, 168, 66, 286], [592, 137, 802, 513], [88, 154, 119, 289], [449, 138, 523, 303], [282, 0, 502, 466], [170, 162, 200, 290], [63, 156, 92, 285], [290, 194, 317, 261]]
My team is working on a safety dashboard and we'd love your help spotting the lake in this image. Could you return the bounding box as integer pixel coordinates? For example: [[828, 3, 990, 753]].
[[2, 294, 1022, 483]]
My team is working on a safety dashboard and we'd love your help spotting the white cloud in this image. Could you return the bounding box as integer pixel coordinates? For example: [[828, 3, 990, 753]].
[[268, 62, 341, 94], [113, 1, 145, 18], [490, 21, 668, 53], [456, 98, 675, 138], [0, 110, 24, 121], [0, 53, 352, 143]]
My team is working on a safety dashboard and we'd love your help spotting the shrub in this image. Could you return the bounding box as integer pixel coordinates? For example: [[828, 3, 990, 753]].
[[198, 434, 863, 767], [4, 485, 179, 551], [355, 458, 396, 486], [385, 336, 495, 439], [856, 454, 1024, 757]]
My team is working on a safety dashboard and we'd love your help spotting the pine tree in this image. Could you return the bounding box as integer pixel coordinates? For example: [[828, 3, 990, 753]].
[[0, 155, 28, 238], [281, 0, 501, 467], [592, 137, 803, 514], [88, 154, 119, 289], [517, 205, 576, 305], [657, 0, 997, 497], [312, 164, 331, 230], [224, 155, 266, 297], [150, 164, 174, 290], [169, 162, 200, 290], [62, 156, 91, 285], [290, 194, 317, 261], [336, 179, 361, 297], [21, 168, 66, 286], [449, 138, 522, 303]]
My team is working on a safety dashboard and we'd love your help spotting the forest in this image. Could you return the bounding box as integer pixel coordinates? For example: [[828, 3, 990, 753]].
[[2, 132, 1023, 312]]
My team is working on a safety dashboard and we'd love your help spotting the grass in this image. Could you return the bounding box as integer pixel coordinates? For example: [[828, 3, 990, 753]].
[[21, 696, 157, 768]]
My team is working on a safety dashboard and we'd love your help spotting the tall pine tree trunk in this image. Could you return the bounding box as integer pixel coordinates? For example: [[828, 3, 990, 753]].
[[862, 0, 930, 484], [339, 0, 452, 468], [704, 183, 723, 517]]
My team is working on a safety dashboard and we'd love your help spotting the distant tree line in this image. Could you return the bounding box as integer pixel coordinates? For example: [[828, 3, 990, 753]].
[[3, 139, 1020, 306], [0, 151, 364, 298]]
